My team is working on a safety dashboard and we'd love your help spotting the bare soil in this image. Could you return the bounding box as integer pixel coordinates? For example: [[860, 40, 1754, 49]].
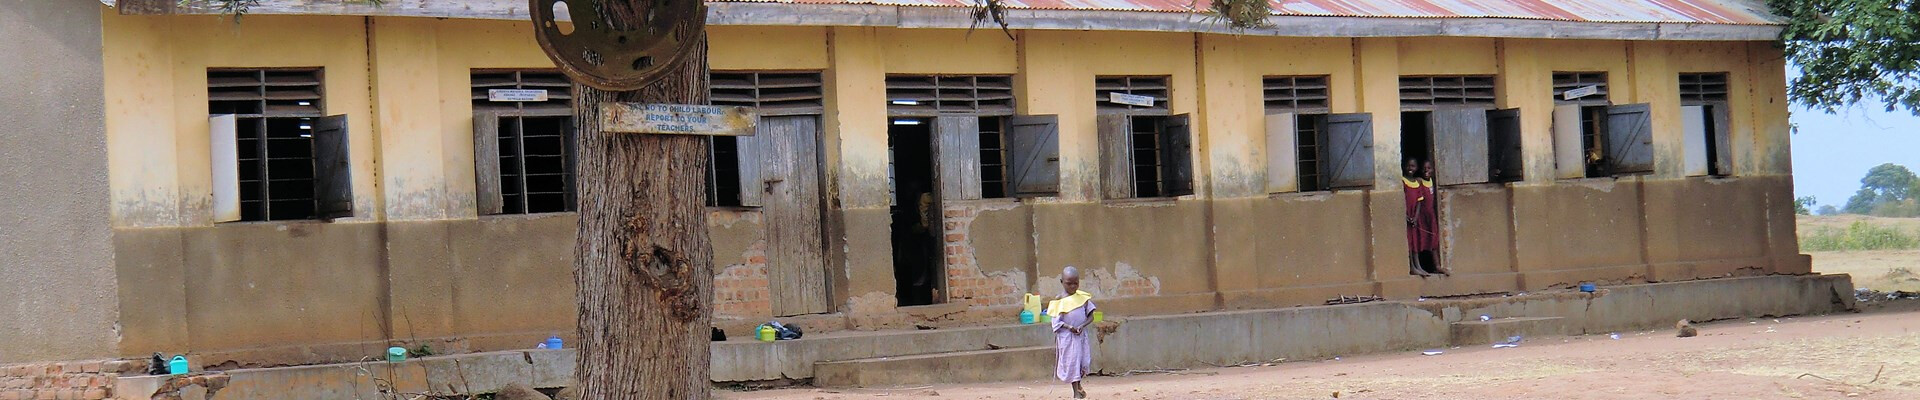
[[725, 304, 1920, 400]]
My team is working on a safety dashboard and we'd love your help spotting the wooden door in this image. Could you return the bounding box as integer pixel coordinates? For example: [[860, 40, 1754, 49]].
[[760, 116, 831, 316]]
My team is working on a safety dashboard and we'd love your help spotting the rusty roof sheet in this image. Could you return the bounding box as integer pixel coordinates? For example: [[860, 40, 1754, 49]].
[[714, 0, 1784, 25]]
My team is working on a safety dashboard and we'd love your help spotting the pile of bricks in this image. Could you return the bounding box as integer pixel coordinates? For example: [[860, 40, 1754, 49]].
[[0, 359, 141, 400]]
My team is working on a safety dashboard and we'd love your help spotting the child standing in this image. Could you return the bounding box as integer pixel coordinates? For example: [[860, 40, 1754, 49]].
[[1049, 266, 1096, 399]]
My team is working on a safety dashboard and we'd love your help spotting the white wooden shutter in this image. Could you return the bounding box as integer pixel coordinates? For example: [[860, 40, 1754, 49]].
[[210, 115, 241, 223], [1264, 113, 1299, 193], [1552, 104, 1585, 179], [1681, 105, 1709, 177]]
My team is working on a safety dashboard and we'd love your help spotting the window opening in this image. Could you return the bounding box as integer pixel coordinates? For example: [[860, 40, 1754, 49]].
[[210, 68, 325, 222], [473, 70, 577, 214]]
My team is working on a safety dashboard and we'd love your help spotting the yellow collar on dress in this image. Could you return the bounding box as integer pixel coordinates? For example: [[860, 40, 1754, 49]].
[[1048, 290, 1093, 317]]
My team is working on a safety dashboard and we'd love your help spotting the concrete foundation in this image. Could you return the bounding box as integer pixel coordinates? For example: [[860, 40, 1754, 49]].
[[104, 274, 1852, 398]]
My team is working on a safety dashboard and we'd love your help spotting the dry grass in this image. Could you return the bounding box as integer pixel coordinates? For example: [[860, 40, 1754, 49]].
[[1801, 215, 1920, 291]]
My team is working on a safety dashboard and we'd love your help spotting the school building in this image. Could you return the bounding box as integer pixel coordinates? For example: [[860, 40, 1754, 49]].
[[0, 0, 1852, 395]]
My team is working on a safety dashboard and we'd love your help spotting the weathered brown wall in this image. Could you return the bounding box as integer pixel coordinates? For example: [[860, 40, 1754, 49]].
[[1512, 179, 1650, 289]]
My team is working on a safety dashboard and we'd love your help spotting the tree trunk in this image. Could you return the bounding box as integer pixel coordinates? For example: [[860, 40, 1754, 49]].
[[570, 15, 713, 400]]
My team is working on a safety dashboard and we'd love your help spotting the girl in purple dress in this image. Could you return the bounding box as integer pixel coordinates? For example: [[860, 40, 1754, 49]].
[[1050, 266, 1096, 399]]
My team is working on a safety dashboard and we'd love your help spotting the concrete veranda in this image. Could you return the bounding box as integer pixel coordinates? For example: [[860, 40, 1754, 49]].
[[728, 301, 1920, 400]]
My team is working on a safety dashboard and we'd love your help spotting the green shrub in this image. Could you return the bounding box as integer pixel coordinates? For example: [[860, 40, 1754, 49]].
[[1802, 221, 1920, 251]]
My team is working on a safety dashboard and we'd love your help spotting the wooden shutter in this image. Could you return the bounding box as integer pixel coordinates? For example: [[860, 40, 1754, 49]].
[[1487, 108, 1523, 182], [1552, 104, 1585, 179], [735, 130, 767, 207], [761, 116, 830, 315], [1159, 114, 1195, 196], [1432, 107, 1490, 185], [210, 115, 241, 223], [472, 112, 505, 215], [1681, 105, 1710, 177], [312, 115, 353, 220], [1264, 113, 1299, 193], [1606, 103, 1654, 174], [1007, 115, 1061, 196], [933, 115, 983, 200], [1710, 104, 1732, 176], [1097, 114, 1135, 199], [1325, 113, 1375, 189]]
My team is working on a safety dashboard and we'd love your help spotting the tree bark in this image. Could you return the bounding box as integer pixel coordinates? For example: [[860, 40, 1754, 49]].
[[570, 14, 713, 400]]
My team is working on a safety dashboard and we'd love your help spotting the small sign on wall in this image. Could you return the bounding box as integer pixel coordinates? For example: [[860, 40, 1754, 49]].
[[1562, 85, 1600, 101], [1107, 92, 1156, 107], [489, 89, 550, 102]]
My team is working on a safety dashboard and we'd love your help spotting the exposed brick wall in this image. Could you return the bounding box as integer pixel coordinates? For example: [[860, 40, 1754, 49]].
[[713, 239, 771, 321], [1038, 262, 1162, 300], [0, 359, 138, 400], [941, 203, 1028, 308]]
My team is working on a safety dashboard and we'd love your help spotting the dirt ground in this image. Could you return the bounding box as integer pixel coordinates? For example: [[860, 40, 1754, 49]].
[[725, 304, 1920, 400]]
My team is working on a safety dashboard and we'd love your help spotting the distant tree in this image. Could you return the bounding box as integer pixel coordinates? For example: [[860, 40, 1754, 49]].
[[1794, 196, 1818, 215], [1768, 0, 1920, 115], [1844, 163, 1918, 214], [1817, 204, 1841, 215]]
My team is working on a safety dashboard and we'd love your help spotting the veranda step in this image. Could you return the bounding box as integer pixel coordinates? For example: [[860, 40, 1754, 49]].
[[812, 346, 1054, 388], [1448, 316, 1567, 346]]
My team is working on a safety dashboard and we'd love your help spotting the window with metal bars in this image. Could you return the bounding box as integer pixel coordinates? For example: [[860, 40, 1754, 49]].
[[883, 75, 1015, 116], [706, 71, 826, 207], [471, 70, 576, 215], [1264, 76, 1330, 113], [208, 68, 326, 221], [1295, 114, 1329, 192], [711, 71, 825, 116], [1399, 75, 1496, 110], [1130, 116, 1167, 197], [1681, 73, 1732, 176], [978, 116, 1013, 198], [1097, 76, 1171, 114], [1553, 72, 1610, 105]]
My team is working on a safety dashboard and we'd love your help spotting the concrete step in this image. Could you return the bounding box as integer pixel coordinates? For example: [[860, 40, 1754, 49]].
[[1449, 316, 1567, 346], [712, 323, 1054, 382], [812, 346, 1054, 388]]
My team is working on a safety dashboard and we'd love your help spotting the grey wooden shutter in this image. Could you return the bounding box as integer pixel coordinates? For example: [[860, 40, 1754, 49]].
[[735, 129, 767, 207], [1325, 113, 1375, 189], [1606, 103, 1654, 174], [472, 112, 504, 215], [1264, 113, 1299, 193], [1710, 104, 1732, 175], [933, 115, 983, 200], [1487, 108, 1523, 182], [1097, 114, 1135, 199], [1007, 115, 1061, 196], [311, 115, 353, 220], [1552, 104, 1586, 179], [210, 115, 241, 223], [1159, 114, 1195, 196], [1432, 107, 1490, 186]]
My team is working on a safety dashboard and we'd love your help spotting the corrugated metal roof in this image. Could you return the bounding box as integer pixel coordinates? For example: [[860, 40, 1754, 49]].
[[713, 0, 1784, 25]]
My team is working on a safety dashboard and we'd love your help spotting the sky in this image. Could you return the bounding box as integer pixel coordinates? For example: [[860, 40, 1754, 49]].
[[1787, 96, 1920, 210]]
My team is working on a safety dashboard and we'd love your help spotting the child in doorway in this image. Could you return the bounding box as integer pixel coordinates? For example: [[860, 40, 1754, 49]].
[[1050, 266, 1096, 399]]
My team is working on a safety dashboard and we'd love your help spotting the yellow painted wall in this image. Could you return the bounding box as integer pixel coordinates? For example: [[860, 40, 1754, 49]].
[[105, 12, 375, 227], [1019, 30, 1201, 202], [99, 11, 1798, 309]]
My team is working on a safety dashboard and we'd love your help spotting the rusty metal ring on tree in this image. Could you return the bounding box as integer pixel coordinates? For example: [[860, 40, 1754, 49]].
[[530, 0, 702, 91]]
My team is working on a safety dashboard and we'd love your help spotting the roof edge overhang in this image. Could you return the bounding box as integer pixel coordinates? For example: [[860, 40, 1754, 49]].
[[101, 0, 1783, 41]]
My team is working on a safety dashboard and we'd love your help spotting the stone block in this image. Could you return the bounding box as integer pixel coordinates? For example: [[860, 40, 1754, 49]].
[[1448, 317, 1567, 346], [812, 346, 1052, 388]]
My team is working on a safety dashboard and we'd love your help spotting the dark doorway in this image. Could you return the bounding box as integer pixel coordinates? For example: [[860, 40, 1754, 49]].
[[1401, 111, 1442, 275], [888, 118, 945, 306]]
